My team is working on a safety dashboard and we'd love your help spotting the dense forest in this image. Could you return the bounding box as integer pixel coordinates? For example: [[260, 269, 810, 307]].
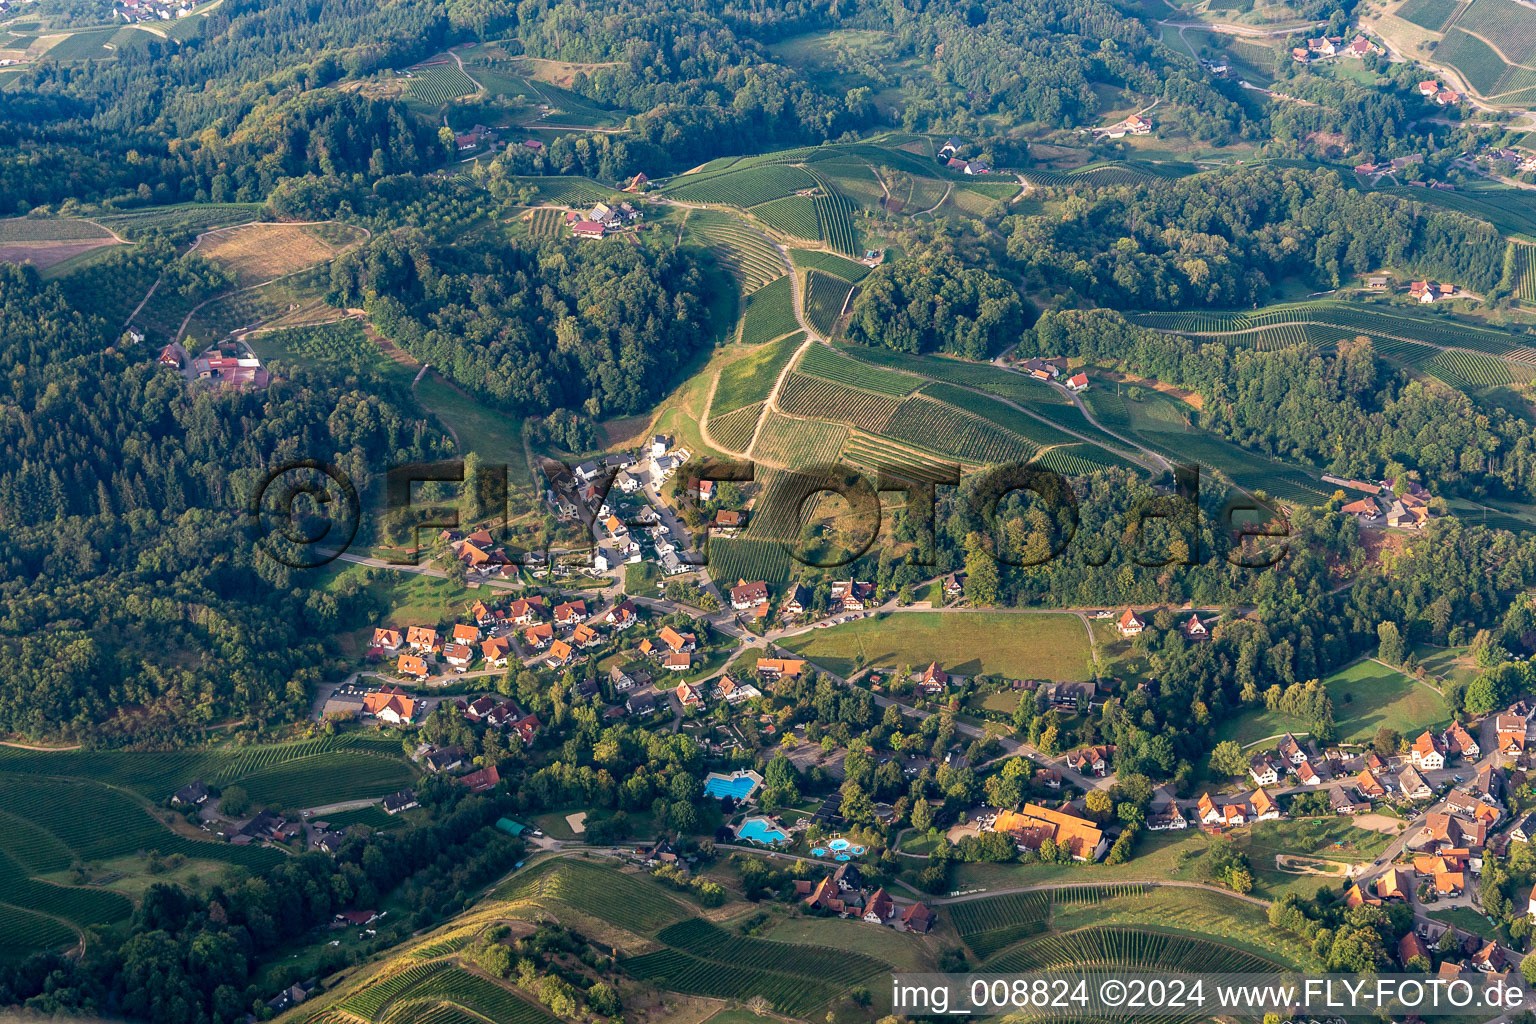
[[1025, 308, 1536, 500], [326, 232, 712, 417], [0, 263, 451, 742], [1002, 166, 1509, 310]]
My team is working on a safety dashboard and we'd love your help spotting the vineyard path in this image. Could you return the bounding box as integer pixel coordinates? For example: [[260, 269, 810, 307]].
[[744, 239, 820, 461]]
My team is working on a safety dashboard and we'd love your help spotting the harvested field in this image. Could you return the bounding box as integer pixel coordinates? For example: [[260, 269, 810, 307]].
[[195, 222, 366, 286]]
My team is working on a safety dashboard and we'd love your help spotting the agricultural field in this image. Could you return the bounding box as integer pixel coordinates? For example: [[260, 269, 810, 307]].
[[777, 372, 903, 432], [779, 611, 1095, 679], [707, 537, 800, 586], [253, 320, 384, 375], [1394, 0, 1463, 30], [406, 61, 479, 105], [813, 190, 860, 256], [195, 221, 366, 287], [1423, 347, 1531, 389], [840, 431, 966, 483], [665, 165, 818, 206], [751, 195, 821, 239], [950, 885, 1149, 958], [1453, 0, 1536, 64], [686, 210, 785, 296], [1431, 27, 1533, 97], [881, 394, 1037, 465], [986, 926, 1286, 977], [733, 276, 798, 348], [1374, 182, 1536, 238], [797, 342, 917, 395], [789, 248, 872, 282], [0, 216, 120, 270], [707, 401, 763, 452], [1513, 243, 1536, 303], [494, 858, 689, 934], [803, 269, 854, 336], [388, 967, 558, 1024], [503, 176, 615, 208], [836, 343, 1072, 404], [710, 331, 804, 416], [922, 382, 1080, 449], [752, 410, 848, 467], [525, 207, 564, 237], [1215, 658, 1450, 747], [93, 202, 264, 239]]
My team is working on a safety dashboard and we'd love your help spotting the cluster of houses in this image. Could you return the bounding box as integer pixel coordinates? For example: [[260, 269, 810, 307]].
[[569, 200, 642, 239], [157, 340, 270, 391], [1352, 152, 1427, 186], [1095, 114, 1152, 141], [1015, 356, 1089, 392], [794, 861, 935, 932], [938, 138, 991, 175], [551, 435, 702, 576], [1417, 78, 1463, 107], [1409, 279, 1460, 304], [1105, 607, 1209, 640], [1242, 721, 1481, 810], [1336, 477, 1436, 529], [1291, 34, 1382, 63], [115, 0, 196, 22]]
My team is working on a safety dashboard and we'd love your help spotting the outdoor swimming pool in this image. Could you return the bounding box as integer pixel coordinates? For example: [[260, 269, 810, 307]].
[[811, 847, 827, 856], [736, 816, 789, 844], [703, 770, 762, 801], [828, 838, 850, 851]]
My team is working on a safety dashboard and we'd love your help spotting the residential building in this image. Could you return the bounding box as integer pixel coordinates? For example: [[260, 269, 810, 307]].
[[1116, 608, 1144, 637]]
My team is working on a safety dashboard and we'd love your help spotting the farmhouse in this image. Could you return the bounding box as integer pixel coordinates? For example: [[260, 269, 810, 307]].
[[781, 583, 812, 618], [172, 780, 210, 806], [382, 789, 418, 814], [1116, 608, 1144, 637], [1066, 372, 1089, 392], [942, 573, 967, 599], [1147, 802, 1188, 830], [457, 766, 500, 793], [993, 804, 1107, 861], [1445, 722, 1479, 760], [1182, 614, 1207, 638], [917, 662, 949, 694], [1411, 731, 1445, 770], [757, 657, 805, 678], [730, 579, 770, 610], [364, 686, 418, 724]]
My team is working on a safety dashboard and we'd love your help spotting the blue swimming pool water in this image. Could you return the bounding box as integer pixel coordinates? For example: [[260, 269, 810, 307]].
[[852, 845, 866, 855], [737, 817, 789, 844], [828, 838, 850, 851], [811, 847, 827, 856], [834, 853, 851, 861], [704, 773, 759, 800]]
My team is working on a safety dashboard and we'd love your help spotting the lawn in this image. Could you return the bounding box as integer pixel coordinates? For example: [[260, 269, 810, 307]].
[[317, 562, 487, 657], [413, 372, 533, 488], [1412, 643, 1479, 689], [778, 611, 1093, 680], [759, 914, 936, 972], [1214, 658, 1449, 747], [1428, 906, 1506, 943]]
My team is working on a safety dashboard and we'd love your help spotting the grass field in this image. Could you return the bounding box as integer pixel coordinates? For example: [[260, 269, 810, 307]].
[[494, 858, 689, 933], [1214, 658, 1449, 746], [711, 332, 804, 416], [778, 611, 1093, 679]]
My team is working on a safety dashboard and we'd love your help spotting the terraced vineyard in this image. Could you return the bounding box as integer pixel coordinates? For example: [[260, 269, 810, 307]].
[[1452, 0, 1536, 64], [623, 947, 838, 1016], [712, 332, 804, 416], [985, 926, 1284, 974], [753, 412, 848, 467], [392, 967, 557, 1024], [751, 195, 821, 239], [789, 249, 872, 282], [883, 395, 1036, 465], [777, 373, 902, 432], [804, 269, 854, 336], [494, 858, 688, 933], [708, 401, 763, 452], [505, 176, 613, 208], [1131, 301, 1532, 355], [1036, 444, 1136, 475], [656, 918, 888, 986], [688, 211, 785, 295], [798, 343, 917, 395], [407, 63, 478, 105], [1514, 243, 1536, 303], [923, 382, 1079, 449], [813, 190, 860, 256], [837, 344, 1070, 404], [0, 903, 77, 963], [526, 208, 564, 237], [1394, 0, 1463, 30], [840, 432, 964, 482], [708, 536, 800, 585], [950, 885, 1152, 958], [737, 276, 799, 345], [1423, 348, 1529, 389], [339, 960, 450, 1020], [665, 165, 818, 206]]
